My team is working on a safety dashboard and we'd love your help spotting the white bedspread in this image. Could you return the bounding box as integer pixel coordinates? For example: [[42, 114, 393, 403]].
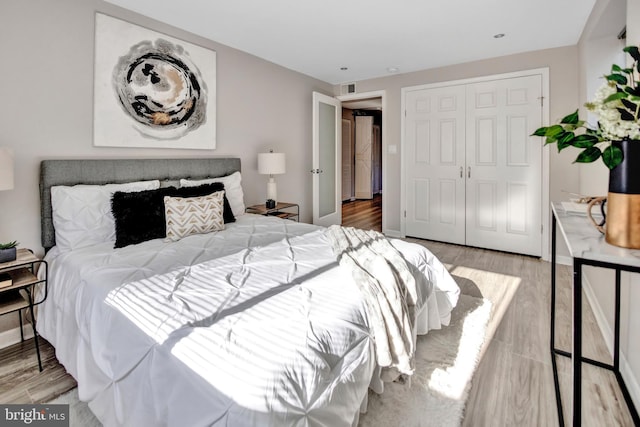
[[37, 215, 459, 427]]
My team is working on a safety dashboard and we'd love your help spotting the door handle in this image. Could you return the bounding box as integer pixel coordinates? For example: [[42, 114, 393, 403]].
[[310, 169, 323, 174], [468, 166, 471, 178]]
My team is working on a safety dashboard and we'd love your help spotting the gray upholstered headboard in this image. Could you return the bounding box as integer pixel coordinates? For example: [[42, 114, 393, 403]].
[[40, 158, 241, 250]]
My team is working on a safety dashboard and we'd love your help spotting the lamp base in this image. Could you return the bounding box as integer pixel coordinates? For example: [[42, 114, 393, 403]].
[[267, 178, 277, 203]]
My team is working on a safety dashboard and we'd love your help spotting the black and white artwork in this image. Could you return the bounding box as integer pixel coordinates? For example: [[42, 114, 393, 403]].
[[94, 13, 216, 149]]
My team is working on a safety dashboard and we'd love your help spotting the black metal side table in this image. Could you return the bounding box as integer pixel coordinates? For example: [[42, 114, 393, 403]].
[[0, 248, 48, 371], [551, 202, 640, 426]]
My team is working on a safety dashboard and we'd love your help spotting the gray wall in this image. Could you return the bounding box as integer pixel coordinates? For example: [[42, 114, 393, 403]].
[[336, 46, 582, 236], [579, 0, 640, 407], [0, 0, 332, 336], [0, 0, 333, 247]]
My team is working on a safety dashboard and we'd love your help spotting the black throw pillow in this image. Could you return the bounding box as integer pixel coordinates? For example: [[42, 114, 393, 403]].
[[111, 183, 235, 248], [111, 187, 174, 248]]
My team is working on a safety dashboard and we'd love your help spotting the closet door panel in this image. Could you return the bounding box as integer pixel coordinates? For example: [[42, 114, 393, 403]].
[[473, 180, 498, 231], [355, 116, 373, 199], [465, 75, 542, 256], [404, 86, 466, 244]]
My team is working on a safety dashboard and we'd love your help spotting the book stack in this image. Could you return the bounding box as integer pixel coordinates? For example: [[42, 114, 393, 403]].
[[0, 272, 12, 289]]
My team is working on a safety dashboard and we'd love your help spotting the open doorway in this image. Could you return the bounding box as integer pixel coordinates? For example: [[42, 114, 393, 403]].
[[340, 97, 382, 232]]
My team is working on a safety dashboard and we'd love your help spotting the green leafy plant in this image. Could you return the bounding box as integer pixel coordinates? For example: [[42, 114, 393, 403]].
[[533, 45, 640, 169], [0, 241, 18, 250]]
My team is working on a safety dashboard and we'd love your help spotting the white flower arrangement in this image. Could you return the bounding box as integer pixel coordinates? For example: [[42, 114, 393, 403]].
[[534, 45, 640, 169], [586, 81, 640, 142]]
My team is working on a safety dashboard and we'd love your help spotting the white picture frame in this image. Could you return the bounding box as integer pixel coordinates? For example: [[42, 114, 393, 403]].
[[93, 13, 216, 149]]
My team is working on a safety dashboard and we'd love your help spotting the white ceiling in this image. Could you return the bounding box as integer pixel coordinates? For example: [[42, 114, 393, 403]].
[[104, 0, 598, 85]]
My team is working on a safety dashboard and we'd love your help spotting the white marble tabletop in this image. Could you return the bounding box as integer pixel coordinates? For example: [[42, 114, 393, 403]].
[[552, 202, 640, 268]]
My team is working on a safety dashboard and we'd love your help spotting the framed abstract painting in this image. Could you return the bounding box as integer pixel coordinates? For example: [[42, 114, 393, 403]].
[[93, 13, 216, 149]]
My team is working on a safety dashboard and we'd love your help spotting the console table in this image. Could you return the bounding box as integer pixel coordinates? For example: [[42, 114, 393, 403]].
[[551, 202, 640, 426]]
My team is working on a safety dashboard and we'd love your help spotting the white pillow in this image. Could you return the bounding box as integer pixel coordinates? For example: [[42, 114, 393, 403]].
[[164, 192, 225, 242], [180, 171, 245, 217], [51, 180, 160, 251]]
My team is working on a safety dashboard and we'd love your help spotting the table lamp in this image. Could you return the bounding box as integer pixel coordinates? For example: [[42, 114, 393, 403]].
[[258, 150, 285, 206], [0, 147, 16, 263]]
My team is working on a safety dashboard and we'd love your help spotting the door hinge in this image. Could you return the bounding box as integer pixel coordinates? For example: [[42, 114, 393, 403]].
[[404, 210, 407, 218], [541, 224, 544, 234], [539, 95, 545, 107]]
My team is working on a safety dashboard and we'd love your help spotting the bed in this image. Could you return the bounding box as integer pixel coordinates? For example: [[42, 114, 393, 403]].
[[36, 158, 460, 427]]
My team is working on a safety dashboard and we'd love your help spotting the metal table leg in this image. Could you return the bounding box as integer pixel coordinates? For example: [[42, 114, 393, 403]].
[[26, 289, 42, 372], [550, 212, 565, 426], [572, 260, 583, 426], [18, 309, 24, 342]]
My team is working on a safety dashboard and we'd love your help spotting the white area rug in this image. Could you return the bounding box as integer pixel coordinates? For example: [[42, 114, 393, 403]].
[[48, 388, 100, 427], [359, 294, 491, 427], [49, 294, 490, 427]]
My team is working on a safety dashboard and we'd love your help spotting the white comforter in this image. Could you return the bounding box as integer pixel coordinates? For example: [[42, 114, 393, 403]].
[[37, 215, 459, 427]]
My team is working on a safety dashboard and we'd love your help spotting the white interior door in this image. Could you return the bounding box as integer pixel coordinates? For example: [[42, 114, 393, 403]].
[[355, 116, 373, 199], [312, 92, 341, 226], [404, 85, 466, 244], [465, 76, 542, 256], [403, 74, 543, 256]]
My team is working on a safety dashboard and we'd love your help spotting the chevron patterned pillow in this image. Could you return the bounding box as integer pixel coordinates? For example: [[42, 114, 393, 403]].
[[164, 191, 225, 242]]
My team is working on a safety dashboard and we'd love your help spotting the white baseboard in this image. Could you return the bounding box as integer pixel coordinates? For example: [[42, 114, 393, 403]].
[[582, 275, 640, 409], [621, 356, 640, 412], [556, 255, 573, 266], [0, 323, 34, 350], [383, 229, 402, 239]]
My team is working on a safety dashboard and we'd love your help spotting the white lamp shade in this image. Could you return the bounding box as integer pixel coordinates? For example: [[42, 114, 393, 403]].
[[0, 148, 14, 191], [258, 152, 286, 175]]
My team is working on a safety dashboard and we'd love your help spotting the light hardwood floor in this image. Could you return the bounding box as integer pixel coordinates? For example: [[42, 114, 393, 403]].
[[411, 239, 635, 427], [0, 239, 634, 426]]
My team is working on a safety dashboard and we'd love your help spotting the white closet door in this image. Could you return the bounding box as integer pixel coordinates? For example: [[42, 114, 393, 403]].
[[465, 75, 542, 256], [404, 85, 466, 244], [355, 116, 373, 199], [342, 119, 353, 201]]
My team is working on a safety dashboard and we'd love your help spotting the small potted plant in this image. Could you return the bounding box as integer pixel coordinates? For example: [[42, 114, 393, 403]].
[[0, 241, 18, 263]]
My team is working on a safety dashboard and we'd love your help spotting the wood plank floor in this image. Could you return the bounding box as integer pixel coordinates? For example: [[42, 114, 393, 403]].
[[0, 336, 75, 403], [342, 194, 382, 232], [0, 237, 635, 426]]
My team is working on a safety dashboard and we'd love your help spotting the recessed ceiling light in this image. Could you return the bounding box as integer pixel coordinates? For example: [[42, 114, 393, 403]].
[[387, 66, 400, 73], [340, 67, 348, 71], [494, 33, 505, 39]]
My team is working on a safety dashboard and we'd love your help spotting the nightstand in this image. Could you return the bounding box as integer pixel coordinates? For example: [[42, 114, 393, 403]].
[[0, 248, 47, 371], [245, 202, 299, 221]]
